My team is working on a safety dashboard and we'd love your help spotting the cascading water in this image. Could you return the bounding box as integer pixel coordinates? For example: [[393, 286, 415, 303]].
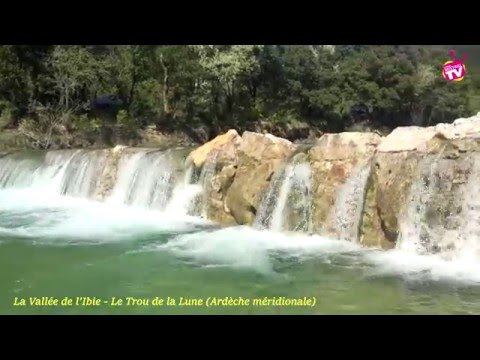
[[254, 158, 312, 233], [397, 151, 480, 261], [397, 156, 443, 254], [165, 164, 203, 216], [193, 150, 219, 218], [108, 150, 176, 209], [455, 155, 480, 262], [254, 167, 288, 230], [0, 154, 46, 188], [0, 150, 85, 193], [107, 148, 206, 214], [325, 164, 371, 242], [6, 140, 480, 315], [0, 148, 201, 215], [58, 150, 110, 198]]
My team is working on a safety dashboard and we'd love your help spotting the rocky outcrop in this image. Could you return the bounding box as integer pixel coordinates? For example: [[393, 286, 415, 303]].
[[187, 130, 241, 168], [225, 132, 297, 225], [185, 113, 480, 253], [308, 132, 382, 241], [362, 114, 480, 250], [94, 145, 129, 200], [190, 130, 297, 226]]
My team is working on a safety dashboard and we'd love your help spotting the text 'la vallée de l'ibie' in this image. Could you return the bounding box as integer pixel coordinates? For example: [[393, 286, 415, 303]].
[[13, 296, 316, 307]]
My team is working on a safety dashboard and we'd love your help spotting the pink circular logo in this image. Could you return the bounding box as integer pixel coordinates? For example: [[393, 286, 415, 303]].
[[443, 50, 467, 82]]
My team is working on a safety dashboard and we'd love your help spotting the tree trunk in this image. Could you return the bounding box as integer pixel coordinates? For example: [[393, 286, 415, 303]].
[[128, 72, 136, 109], [65, 85, 69, 110], [127, 49, 137, 108], [160, 53, 169, 115], [410, 103, 425, 126]]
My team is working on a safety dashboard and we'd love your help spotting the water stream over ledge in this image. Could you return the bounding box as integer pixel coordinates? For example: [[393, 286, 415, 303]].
[[2, 148, 480, 314]]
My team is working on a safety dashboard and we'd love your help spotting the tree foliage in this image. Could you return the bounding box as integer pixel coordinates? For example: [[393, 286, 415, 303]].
[[0, 45, 476, 147]]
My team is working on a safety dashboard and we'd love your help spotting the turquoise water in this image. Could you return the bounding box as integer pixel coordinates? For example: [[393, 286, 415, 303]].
[[2, 188, 480, 314]]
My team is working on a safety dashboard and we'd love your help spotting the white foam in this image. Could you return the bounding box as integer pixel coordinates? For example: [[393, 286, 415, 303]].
[[107, 151, 175, 209], [154, 226, 361, 273], [364, 248, 480, 284], [0, 188, 211, 243], [150, 223, 480, 284]]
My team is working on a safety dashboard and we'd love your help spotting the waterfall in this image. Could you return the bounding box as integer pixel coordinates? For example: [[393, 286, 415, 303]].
[[0, 154, 45, 188], [455, 155, 480, 261], [58, 150, 110, 198], [397, 152, 480, 260], [397, 156, 442, 254], [269, 165, 295, 232], [107, 150, 176, 209], [165, 164, 203, 216], [325, 164, 371, 242], [194, 151, 219, 218], [0, 148, 201, 215], [254, 159, 312, 233], [254, 166, 288, 230], [0, 150, 82, 193]]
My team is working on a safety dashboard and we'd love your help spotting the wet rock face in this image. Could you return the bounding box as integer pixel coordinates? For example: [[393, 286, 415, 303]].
[[185, 113, 480, 252], [363, 152, 422, 248], [94, 146, 132, 200], [308, 132, 381, 240], [224, 132, 297, 226], [187, 130, 296, 226], [187, 130, 241, 169], [397, 152, 480, 257], [364, 118, 480, 250]]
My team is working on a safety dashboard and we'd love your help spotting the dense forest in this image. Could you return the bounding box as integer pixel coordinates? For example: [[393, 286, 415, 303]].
[[0, 45, 479, 149]]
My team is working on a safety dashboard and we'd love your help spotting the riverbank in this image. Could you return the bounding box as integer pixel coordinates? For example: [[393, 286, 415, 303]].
[[0, 117, 330, 153], [2, 113, 480, 314], [2, 112, 480, 254], [0, 126, 197, 152]]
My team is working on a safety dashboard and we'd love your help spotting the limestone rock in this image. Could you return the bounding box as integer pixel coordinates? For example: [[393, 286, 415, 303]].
[[361, 152, 422, 248], [224, 132, 296, 226], [361, 113, 480, 249], [187, 130, 241, 168], [186, 130, 297, 226], [239, 131, 297, 161], [95, 146, 130, 200], [308, 132, 382, 242], [205, 164, 238, 225], [310, 132, 382, 161], [183, 113, 480, 253], [378, 114, 480, 153]]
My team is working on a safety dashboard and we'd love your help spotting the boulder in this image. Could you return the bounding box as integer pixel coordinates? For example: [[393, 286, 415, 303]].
[[205, 164, 238, 225], [194, 131, 296, 226], [224, 132, 296, 225], [361, 151, 422, 248], [94, 146, 130, 200], [377, 126, 437, 153], [308, 132, 382, 242], [187, 130, 241, 168], [183, 113, 480, 254], [361, 115, 480, 249]]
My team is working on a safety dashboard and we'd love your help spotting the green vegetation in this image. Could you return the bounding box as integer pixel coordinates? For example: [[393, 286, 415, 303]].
[[0, 45, 478, 149]]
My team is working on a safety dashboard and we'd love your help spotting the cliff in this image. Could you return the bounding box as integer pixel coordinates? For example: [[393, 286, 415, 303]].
[[187, 113, 480, 251]]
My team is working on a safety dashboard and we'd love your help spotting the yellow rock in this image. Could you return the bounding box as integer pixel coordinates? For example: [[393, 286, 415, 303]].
[[188, 130, 241, 168]]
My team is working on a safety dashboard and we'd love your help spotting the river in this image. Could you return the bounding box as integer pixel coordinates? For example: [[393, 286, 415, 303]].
[[2, 149, 480, 314]]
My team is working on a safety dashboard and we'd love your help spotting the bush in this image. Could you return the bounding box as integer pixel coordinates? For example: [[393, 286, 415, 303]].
[[0, 101, 16, 129], [345, 121, 372, 133], [18, 105, 73, 149]]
